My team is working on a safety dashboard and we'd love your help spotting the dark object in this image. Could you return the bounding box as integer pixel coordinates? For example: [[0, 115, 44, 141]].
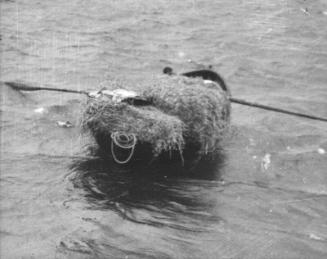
[[163, 67, 174, 75], [4, 81, 152, 106], [4, 81, 88, 95], [182, 70, 228, 91], [82, 75, 231, 165], [121, 97, 153, 106], [163, 67, 227, 91], [230, 97, 327, 122], [163, 67, 327, 123]]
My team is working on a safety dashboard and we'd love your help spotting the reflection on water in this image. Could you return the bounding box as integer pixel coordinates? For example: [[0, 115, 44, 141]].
[[70, 153, 226, 228], [58, 154, 229, 258]]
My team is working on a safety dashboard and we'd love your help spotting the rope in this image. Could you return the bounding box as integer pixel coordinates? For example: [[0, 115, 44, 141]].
[[110, 132, 137, 164], [230, 97, 327, 122]]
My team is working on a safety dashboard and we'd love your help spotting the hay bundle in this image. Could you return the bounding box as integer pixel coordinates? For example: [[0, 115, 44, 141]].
[[142, 76, 230, 154], [82, 97, 185, 155], [82, 75, 230, 159]]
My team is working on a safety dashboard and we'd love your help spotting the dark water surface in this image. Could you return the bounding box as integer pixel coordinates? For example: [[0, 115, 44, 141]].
[[1, 0, 327, 258]]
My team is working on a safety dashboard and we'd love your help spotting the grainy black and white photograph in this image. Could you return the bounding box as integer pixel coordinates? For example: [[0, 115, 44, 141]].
[[1, 0, 327, 258]]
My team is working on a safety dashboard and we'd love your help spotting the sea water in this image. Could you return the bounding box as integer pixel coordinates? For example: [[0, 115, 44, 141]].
[[1, 0, 327, 258]]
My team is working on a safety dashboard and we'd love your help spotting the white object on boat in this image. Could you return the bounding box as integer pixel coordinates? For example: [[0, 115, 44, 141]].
[[88, 91, 101, 98], [57, 121, 73, 128], [88, 88, 139, 103], [203, 80, 215, 84], [102, 89, 138, 103]]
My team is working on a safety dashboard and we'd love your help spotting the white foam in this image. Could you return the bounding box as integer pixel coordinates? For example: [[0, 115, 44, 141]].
[[261, 154, 271, 171], [34, 107, 45, 114]]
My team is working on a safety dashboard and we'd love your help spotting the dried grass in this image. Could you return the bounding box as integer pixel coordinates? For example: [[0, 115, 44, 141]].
[[82, 75, 230, 157]]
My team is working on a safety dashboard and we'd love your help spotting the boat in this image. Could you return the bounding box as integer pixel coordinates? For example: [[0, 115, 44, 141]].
[[82, 68, 231, 166]]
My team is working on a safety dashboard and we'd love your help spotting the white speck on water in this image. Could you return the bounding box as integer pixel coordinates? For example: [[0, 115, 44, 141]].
[[261, 154, 271, 171], [300, 7, 310, 15], [253, 155, 257, 159], [309, 233, 324, 241], [323, 11, 327, 16], [287, 146, 291, 150], [317, 148, 325, 154], [266, 28, 273, 33], [34, 107, 45, 114], [178, 51, 185, 58]]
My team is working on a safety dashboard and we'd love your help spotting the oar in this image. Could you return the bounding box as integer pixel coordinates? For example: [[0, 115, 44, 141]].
[[230, 97, 327, 122], [4, 80, 327, 122], [164, 66, 327, 123], [4, 81, 89, 95], [3, 81, 152, 105]]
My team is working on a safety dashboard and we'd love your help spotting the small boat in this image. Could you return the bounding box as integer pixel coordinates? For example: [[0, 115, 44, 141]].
[[82, 68, 231, 166]]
